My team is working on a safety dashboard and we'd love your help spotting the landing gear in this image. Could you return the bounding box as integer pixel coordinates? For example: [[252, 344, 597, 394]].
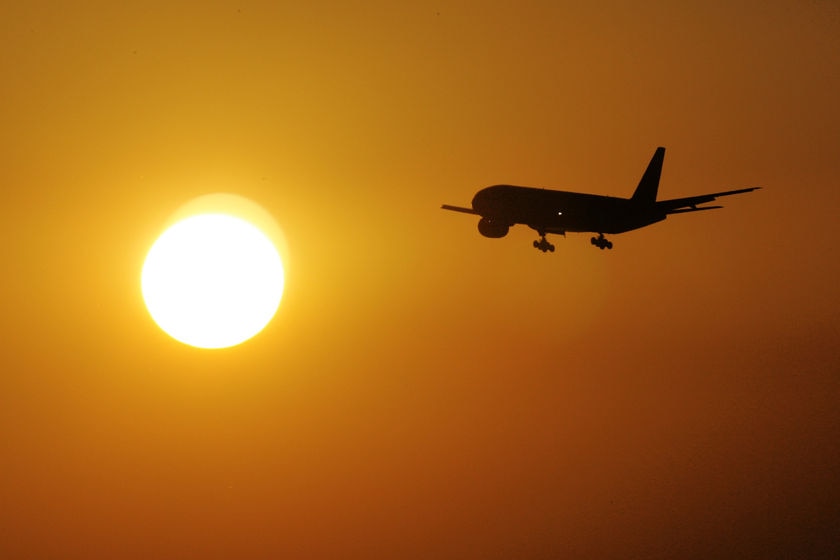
[[590, 233, 613, 250], [533, 236, 555, 253]]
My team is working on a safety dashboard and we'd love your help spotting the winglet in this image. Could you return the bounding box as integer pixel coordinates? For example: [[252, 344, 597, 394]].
[[631, 147, 665, 203]]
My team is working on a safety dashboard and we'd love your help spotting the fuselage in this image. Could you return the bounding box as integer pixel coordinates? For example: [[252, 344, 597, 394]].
[[472, 185, 666, 235]]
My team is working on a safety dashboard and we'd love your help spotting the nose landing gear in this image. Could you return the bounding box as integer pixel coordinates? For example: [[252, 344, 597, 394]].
[[590, 233, 613, 250]]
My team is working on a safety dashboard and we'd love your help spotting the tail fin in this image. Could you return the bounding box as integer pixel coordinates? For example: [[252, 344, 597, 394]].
[[631, 147, 665, 203]]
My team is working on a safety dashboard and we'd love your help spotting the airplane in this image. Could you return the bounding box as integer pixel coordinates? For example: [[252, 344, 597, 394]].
[[441, 147, 760, 251]]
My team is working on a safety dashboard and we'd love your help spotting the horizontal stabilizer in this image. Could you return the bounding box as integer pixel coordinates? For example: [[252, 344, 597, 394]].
[[659, 187, 760, 214], [441, 204, 478, 215], [667, 205, 723, 214]]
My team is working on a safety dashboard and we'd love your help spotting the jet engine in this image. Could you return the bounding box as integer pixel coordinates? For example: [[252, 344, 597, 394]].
[[477, 217, 509, 238]]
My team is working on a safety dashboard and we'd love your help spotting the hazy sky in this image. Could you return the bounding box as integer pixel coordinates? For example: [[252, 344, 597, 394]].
[[2, 1, 839, 558]]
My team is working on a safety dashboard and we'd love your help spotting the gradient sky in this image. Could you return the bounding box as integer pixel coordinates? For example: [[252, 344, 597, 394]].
[[2, 1, 839, 558]]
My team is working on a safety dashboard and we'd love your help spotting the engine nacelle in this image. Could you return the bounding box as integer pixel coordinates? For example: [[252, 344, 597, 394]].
[[477, 217, 509, 238]]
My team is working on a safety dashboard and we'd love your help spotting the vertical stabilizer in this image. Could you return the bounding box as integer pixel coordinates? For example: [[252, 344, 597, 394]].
[[631, 147, 665, 203]]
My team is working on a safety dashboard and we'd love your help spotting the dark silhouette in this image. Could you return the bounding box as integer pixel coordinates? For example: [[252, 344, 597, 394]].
[[442, 147, 760, 251]]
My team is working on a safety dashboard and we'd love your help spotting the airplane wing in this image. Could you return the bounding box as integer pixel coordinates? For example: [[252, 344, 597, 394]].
[[441, 204, 479, 215], [657, 187, 760, 214]]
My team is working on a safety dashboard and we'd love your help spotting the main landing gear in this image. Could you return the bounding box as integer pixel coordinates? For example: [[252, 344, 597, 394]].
[[533, 235, 555, 253], [590, 233, 613, 250]]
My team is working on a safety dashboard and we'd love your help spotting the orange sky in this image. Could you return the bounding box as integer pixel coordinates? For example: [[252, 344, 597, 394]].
[[2, 1, 839, 558]]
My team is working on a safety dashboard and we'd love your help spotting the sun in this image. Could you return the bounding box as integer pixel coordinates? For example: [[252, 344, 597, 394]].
[[141, 212, 285, 349]]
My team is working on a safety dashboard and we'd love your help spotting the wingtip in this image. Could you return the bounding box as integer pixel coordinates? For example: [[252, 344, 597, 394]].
[[441, 204, 478, 214]]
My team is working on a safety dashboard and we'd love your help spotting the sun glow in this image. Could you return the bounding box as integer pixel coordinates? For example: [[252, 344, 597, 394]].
[[142, 212, 285, 349]]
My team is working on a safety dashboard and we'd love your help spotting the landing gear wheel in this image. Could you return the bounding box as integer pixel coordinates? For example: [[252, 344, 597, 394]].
[[591, 234, 613, 250], [534, 236, 555, 253]]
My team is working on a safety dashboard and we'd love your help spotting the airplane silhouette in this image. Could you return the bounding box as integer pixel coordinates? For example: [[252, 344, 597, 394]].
[[442, 147, 760, 251]]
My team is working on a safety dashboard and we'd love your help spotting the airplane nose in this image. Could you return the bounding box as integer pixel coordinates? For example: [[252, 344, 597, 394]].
[[471, 190, 486, 212], [472, 186, 501, 214]]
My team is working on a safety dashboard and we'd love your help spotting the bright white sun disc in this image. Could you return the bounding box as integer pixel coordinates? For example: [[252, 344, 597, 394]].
[[142, 213, 285, 348]]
